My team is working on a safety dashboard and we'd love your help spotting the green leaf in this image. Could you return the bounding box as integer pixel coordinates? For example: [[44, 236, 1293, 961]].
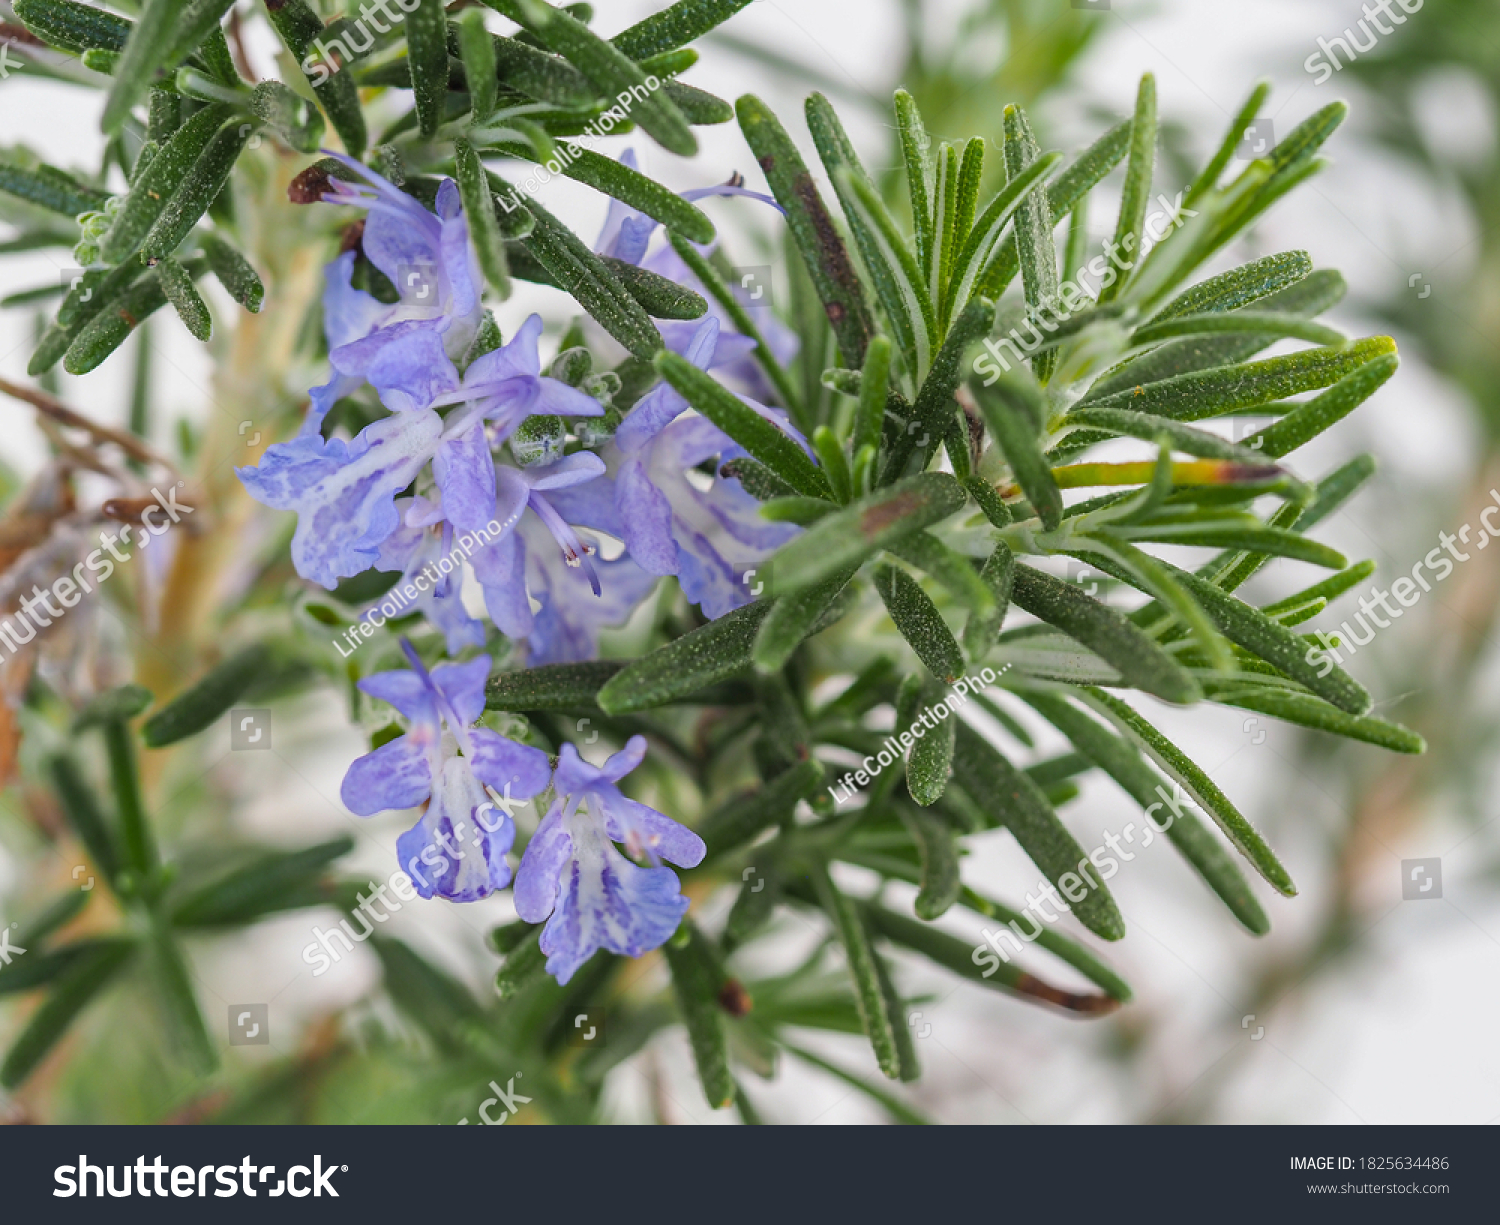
[[12, 892, 92, 951], [1212, 687, 1423, 754], [864, 898, 1120, 1013], [101, 0, 189, 135], [885, 530, 995, 619], [1185, 79, 1271, 206], [1097, 74, 1156, 306], [139, 119, 251, 261], [971, 370, 1062, 530], [871, 949, 920, 1082], [811, 864, 901, 1079], [894, 89, 934, 278], [1081, 534, 1232, 673], [454, 138, 511, 298], [1002, 104, 1060, 382], [655, 349, 827, 497], [373, 936, 484, 1043], [496, 172, 663, 358], [875, 563, 964, 684], [1164, 563, 1369, 714], [975, 120, 1131, 301], [1009, 563, 1200, 704], [962, 541, 1014, 661], [142, 643, 274, 747], [883, 296, 994, 482], [14, 0, 131, 52], [160, 0, 240, 81], [1082, 336, 1397, 424], [1020, 689, 1269, 933], [456, 9, 499, 120], [170, 837, 355, 927], [146, 920, 217, 1075], [157, 257, 211, 340], [1131, 311, 1343, 349], [1245, 353, 1399, 459], [852, 335, 892, 459], [735, 94, 871, 368], [1112, 521, 1345, 571], [0, 160, 110, 217], [1295, 454, 1376, 532], [403, 0, 449, 137], [1087, 268, 1347, 402], [494, 926, 550, 998], [100, 719, 157, 881], [1147, 249, 1312, 323], [63, 265, 179, 374], [486, 659, 622, 710], [45, 754, 122, 887], [699, 758, 825, 856], [752, 566, 859, 674], [1079, 686, 1297, 896], [898, 800, 959, 909], [765, 473, 966, 595], [0, 939, 135, 1088], [261, 0, 367, 157], [99, 103, 231, 264], [201, 234, 264, 312], [612, 0, 754, 59], [603, 256, 706, 319], [514, 154, 715, 245], [1065, 405, 1291, 469], [489, 0, 697, 156], [943, 150, 1059, 323], [661, 80, 733, 124], [949, 723, 1125, 940], [598, 599, 771, 714], [247, 80, 325, 154], [662, 920, 735, 1107]]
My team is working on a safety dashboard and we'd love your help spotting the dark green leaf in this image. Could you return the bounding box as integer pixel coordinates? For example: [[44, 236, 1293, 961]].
[[655, 350, 827, 497], [950, 723, 1125, 941], [662, 920, 735, 1107], [1021, 689, 1270, 933], [157, 257, 211, 340], [875, 564, 964, 684], [699, 757, 824, 856], [765, 472, 966, 595], [0, 939, 135, 1088], [142, 643, 274, 747], [735, 93, 871, 367]]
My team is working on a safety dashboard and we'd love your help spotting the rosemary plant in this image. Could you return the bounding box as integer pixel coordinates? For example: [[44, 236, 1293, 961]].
[[0, 0, 1419, 1122]]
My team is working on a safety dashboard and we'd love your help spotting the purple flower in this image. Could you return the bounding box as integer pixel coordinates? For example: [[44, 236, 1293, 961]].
[[470, 452, 658, 664], [371, 494, 487, 655], [305, 154, 485, 433], [341, 644, 552, 901], [514, 736, 705, 984], [611, 314, 801, 618], [238, 314, 600, 590], [238, 406, 444, 590], [596, 150, 799, 400]]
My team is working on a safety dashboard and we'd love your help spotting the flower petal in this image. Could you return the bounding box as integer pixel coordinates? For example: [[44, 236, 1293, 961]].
[[397, 756, 514, 901], [341, 732, 433, 815], [238, 408, 443, 589], [468, 727, 552, 798], [514, 799, 573, 923]]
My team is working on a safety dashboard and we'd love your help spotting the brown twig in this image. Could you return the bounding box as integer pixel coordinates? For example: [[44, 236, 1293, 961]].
[[0, 375, 177, 476]]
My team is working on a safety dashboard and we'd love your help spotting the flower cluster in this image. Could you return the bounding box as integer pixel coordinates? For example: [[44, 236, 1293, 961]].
[[343, 644, 704, 982], [243, 152, 797, 977], [239, 151, 806, 663]]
